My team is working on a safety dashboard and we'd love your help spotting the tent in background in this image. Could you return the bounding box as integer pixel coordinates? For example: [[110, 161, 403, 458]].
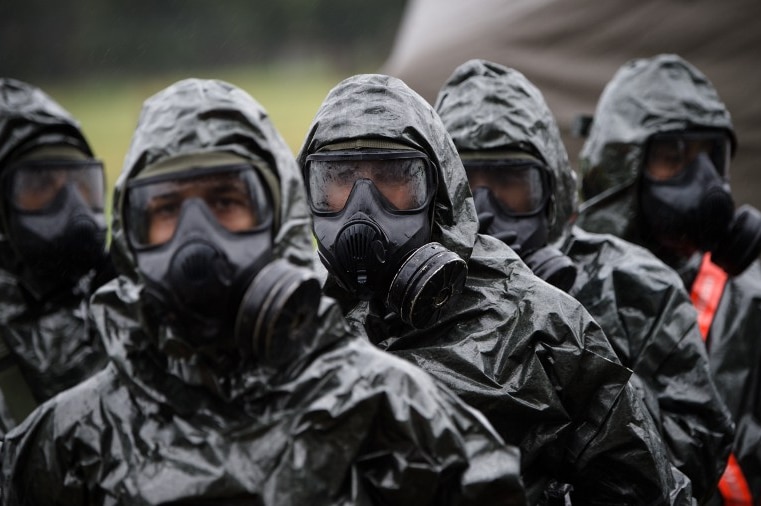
[[382, 0, 761, 210]]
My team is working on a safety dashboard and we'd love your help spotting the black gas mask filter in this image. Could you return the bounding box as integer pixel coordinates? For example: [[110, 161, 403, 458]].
[[3, 158, 108, 296], [306, 149, 467, 329], [640, 131, 761, 276], [466, 158, 577, 292], [126, 162, 320, 363]]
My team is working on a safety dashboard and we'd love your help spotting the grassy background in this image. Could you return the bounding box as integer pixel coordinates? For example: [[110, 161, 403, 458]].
[[39, 63, 347, 200]]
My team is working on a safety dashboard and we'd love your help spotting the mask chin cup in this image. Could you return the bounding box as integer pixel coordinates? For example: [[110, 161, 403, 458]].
[[711, 205, 761, 277], [386, 242, 467, 330], [235, 259, 322, 366], [522, 247, 578, 293]]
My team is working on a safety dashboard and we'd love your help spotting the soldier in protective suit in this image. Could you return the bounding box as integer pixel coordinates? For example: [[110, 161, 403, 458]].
[[0, 78, 527, 505], [434, 59, 735, 504], [0, 78, 111, 436], [297, 73, 694, 505], [576, 54, 761, 506]]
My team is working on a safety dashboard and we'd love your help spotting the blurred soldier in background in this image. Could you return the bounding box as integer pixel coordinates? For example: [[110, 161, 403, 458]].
[[435, 59, 735, 503], [577, 53, 761, 506], [0, 78, 112, 437], [1, 78, 527, 505]]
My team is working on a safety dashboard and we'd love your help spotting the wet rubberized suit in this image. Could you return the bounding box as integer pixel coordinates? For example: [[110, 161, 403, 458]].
[[0, 79, 527, 506], [297, 73, 693, 505], [434, 59, 734, 503], [0, 78, 109, 436], [577, 54, 761, 505]]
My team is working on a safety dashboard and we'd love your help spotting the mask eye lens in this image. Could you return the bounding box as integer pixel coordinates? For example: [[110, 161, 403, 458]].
[[9, 161, 104, 212], [127, 165, 271, 248], [646, 139, 686, 181], [464, 161, 546, 215], [645, 132, 731, 181], [306, 152, 431, 213]]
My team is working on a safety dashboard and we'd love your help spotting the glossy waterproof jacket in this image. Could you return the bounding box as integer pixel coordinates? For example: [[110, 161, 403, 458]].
[[434, 59, 734, 502], [577, 54, 761, 503], [0, 78, 108, 436], [297, 73, 693, 505], [0, 79, 527, 506]]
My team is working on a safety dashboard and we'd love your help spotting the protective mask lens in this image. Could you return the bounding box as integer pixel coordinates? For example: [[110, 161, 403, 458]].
[[645, 131, 731, 182], [306, 151, 432, 213], [8, 160, 105, 212], [126, 164, 272, 248], [464, 160, 547, 216]]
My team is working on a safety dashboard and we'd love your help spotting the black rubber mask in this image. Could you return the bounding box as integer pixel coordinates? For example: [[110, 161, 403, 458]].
[[307, 150, 467, 329], [467, 159, 577, 292], [641, 142, 761, 276], [472, 187, 576, 291], [641, 152, 734, 251], [4, 159, 108, 296], [127, 164, 320, 358]]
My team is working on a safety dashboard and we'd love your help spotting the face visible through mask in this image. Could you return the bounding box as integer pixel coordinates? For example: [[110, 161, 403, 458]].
[[134, 170, 262, 247], [306, 149, 435, 299], [463, 154, 550, 254], [308, 154, 430, 214], [644, 131, 731, 182], [4, 157, 108, 295], [463, 153, 577, 292], [640, 130, 734, 257], [126, 163, 275, 343], [306, 148, 467, 329]]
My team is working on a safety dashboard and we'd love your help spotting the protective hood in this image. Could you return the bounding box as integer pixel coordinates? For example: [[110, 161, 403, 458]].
[[0, 78, 93, 169], [434, 59, 577, 243], [102, 78, 320, 402], [0, 78, 95, 277], [577, 53, 735, 241], [297, 73, 478, 263]]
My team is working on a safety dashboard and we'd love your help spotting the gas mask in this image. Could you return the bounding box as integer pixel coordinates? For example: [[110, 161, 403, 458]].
[[640, 130, 761, 276], [305, 149, 467, 329], [466, 157, 577, 292], [126, 163, 320, 363], [3, 158, 108, 296]]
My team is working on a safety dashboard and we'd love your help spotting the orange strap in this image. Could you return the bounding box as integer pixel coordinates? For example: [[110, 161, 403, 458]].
[[690, 255, 753, 505], [718, 454, 753, 506], [690, 253, 728, 341]]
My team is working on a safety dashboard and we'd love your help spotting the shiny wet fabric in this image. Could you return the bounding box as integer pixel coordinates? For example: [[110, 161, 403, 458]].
[[0, 78, 527, 505], [434, 59, 734, 502], [576, 54, 761, 504], [298, 73, 693, 505]]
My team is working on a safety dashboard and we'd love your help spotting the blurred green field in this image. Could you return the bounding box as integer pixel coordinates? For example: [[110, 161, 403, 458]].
[[40, 63, 348, 198]]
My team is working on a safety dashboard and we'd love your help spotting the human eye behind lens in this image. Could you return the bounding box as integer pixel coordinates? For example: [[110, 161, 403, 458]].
[[207, 187, 257, 229], [206, 185, 250, 211], [465, 168, 490, 189], [32, 169, 66, 192], [15, 169, 67, 210], [147, 196, 182, 220], [647, 141, 686, 180]]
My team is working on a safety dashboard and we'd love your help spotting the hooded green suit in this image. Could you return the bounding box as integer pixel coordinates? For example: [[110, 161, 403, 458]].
[[298, 73, 693, 505], [0, 78, 526, 506], [435, 59, 735, 503], [577, 53, 761, 504]]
